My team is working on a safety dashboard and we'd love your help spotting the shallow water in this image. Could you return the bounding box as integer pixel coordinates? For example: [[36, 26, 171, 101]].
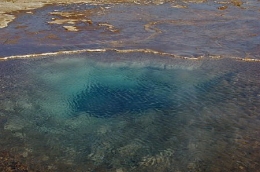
[[0, 0, 260, 172], [0, 0, 259, 59], [1, 52, 260, 171]]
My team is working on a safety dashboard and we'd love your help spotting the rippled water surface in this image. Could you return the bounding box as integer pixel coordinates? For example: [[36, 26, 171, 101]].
[[0, 0, 260, 172], [1, 52, 260, 171]]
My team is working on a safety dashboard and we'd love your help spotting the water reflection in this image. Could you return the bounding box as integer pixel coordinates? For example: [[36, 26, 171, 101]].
[[0, 0, 259, 58]]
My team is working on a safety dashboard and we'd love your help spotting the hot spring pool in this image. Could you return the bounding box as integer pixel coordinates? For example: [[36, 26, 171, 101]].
[[0, 51, 260, 171]]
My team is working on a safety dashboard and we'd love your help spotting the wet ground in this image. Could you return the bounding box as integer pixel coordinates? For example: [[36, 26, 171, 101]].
[[0, 0, 259, 59], [0, 0, 260, 172]]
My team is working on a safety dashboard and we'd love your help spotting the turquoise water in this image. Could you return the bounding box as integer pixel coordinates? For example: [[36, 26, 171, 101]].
[[1, 52, 260, 171], [0, 0, 260, 171]]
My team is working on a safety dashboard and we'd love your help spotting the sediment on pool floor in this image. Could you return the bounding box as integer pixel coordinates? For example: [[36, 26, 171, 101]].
[[1, 51, 260, 171]]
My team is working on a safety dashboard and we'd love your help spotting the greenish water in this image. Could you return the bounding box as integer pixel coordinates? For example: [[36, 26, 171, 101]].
[[0, 0, 260, 171], [1, 52, 260, 171]]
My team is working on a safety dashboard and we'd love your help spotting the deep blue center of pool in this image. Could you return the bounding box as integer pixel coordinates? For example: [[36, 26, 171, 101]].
[[70, 71, 175, 118]]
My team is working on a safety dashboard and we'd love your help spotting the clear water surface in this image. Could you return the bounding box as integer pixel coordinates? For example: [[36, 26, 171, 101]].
[[0, 0, 260, 172]]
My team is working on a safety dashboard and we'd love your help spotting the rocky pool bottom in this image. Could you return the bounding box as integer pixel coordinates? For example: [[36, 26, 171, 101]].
[[0, 52, 260, 171]]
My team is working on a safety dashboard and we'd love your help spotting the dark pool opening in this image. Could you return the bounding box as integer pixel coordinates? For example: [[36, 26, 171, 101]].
[[1, 52, 260, 172], [71, 80, 174, 118]]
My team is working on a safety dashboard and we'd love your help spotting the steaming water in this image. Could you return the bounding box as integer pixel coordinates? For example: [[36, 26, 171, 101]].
[[0, 0, 260, 172]]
